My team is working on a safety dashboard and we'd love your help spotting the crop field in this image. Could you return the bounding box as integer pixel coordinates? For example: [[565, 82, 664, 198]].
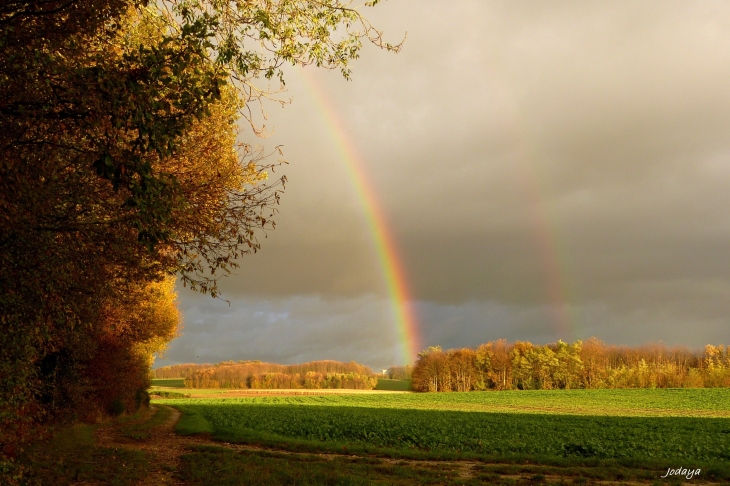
[[156, 388, 730, 465], [161, 388, 730, 416], [150, 378, 185, 388], [374, 379, 413, 391]]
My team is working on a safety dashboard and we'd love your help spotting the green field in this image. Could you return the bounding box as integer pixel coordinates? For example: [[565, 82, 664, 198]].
[[162, 388, 730, 416], [156, 388, 730, 466], [151, 378, 185, 388], [374, 379, 412, 391]]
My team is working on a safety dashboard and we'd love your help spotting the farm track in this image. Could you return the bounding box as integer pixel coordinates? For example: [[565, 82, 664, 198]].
[[95, 405, 711, 485], [95, 405, 203, 485]]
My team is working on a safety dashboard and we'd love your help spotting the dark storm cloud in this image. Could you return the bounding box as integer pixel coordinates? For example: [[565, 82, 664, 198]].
[[163, 1, 730, 367], [158, 292, 401, 369]]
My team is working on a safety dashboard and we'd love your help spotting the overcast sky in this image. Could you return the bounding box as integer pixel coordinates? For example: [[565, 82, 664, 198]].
[[157, 0, 730, 370]]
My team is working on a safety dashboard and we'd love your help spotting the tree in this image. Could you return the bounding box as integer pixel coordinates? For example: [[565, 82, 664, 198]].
[[413, 346, 451, 392], [490, 339, 512, 390], [580, 337, 608, 388], [552, 340, 583, 390], [448, 348, 476, 392], [1, 1, 399, 473], [387, 365, 413, 380]]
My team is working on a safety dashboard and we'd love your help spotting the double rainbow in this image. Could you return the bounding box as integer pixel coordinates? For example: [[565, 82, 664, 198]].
[[299, 59, 575, 361]]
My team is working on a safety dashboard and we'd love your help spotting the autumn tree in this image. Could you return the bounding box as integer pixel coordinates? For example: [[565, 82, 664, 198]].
[[580, 337, 609, 388], [475, 340, 509, 390], [1, 0, 398, 474], [412, 346, 452, 392], [448, 348, 477, 392], [552, 340, 583, 389]]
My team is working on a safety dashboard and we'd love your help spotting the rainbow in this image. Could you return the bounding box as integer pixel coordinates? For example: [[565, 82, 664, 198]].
[[299, 69, 421, 365], [512, 149, 574, 338]]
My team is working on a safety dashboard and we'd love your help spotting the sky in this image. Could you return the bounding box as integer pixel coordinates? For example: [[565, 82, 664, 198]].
[[157, 0, 730, 370]]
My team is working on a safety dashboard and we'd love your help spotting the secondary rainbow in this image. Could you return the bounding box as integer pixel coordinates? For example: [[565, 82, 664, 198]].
[[482, 49, 576, 339], [300, 70, 421, 365]]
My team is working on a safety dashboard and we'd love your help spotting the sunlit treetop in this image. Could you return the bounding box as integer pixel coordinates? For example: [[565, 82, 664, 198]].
[[142, 0, 403, 135], [155, 0, 401, 81], [0, 0, 403, 300]]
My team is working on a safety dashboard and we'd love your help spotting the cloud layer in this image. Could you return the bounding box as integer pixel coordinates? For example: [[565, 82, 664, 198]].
[[160, 1, 730, 369]]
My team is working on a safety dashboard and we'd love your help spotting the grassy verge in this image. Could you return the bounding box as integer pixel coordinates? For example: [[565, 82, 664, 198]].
[[179, 445, 472, 486], [175, 404, 215, 435], [18, 422, 150, 485], [177, 444, 723, 485], [149, 389, 192, 399]]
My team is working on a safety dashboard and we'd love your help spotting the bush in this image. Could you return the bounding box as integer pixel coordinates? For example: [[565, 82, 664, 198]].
[[135, 389, 150, 409], [108, 399, 125, 417]]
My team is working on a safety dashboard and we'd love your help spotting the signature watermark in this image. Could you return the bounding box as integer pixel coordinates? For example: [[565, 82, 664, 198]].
[[661, 467, 701, 480]]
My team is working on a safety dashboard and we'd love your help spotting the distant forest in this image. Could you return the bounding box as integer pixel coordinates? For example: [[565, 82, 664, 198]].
[[413, 338, 730, 392], [153, 360, 378, 389]]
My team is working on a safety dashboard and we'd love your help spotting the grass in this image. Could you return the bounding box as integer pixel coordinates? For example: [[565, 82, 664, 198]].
[[150, 386, 250, 396], [375, 379, 412, 391], [13, 406, 174, 484], [150, 387, 391, 396], [118, 404, 173, 440], [175, 443, 729, 485], [158, 387, 730, 417], [149, 389, 192, 399], [169, 388, 234, 395], [178, 445, 474, 486], [176, 405, 215, 435], [18, 422, 150, 485], [151, 378, 185, 388]]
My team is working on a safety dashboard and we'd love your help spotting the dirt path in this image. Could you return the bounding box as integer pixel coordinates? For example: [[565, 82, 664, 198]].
[[95, 405, 209, 485], [94, 405, 708, 485]]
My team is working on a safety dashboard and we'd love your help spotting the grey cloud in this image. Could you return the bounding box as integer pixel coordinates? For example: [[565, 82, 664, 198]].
[[169, 1, 730, 366], [160, 291, 729, 370], [159, 292, 401, 368]]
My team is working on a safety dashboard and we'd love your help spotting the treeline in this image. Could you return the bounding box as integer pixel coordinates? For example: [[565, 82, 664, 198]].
[[412, 338, 730, 392], [153, 360, 377, 389], [1, 0, 387, 479], [152, 363, 216, 379]]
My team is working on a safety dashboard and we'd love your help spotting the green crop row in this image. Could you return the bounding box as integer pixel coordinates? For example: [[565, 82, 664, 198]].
[[170, 403, 730, 461], [157, 389, 730, 462]]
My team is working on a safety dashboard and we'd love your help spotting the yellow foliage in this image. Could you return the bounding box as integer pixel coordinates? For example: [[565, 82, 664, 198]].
[[133, 276, 182, 367]]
